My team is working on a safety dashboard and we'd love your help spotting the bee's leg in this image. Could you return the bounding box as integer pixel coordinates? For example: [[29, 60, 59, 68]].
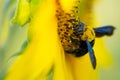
[[94, 26, 115, 37], [86, 40, 96, 69]]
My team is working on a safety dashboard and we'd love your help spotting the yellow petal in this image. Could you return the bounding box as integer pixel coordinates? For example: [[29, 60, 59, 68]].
[[79, 0, 96, 26], [65, 54, 98, 80], [94, 38, 112, 67], [12, 0, 30, 26], [60, 0, 77, 13], [5, 0, 57, 79]]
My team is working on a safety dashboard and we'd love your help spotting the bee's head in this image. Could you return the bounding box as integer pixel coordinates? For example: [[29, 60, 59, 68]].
[[73, 22, 95, 42], [79, 22, 85, 35], [73, 22, 85, 36]]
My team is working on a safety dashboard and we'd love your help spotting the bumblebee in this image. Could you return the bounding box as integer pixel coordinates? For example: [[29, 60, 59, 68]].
[[56, 1, 115, 69], [64, 22, 115, 69]]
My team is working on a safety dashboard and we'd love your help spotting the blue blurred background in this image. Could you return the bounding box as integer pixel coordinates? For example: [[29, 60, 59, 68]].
[[0, 0, 120, 80]]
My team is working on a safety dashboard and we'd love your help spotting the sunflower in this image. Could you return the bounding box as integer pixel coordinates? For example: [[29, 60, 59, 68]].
[[3, 0, 115, 80]]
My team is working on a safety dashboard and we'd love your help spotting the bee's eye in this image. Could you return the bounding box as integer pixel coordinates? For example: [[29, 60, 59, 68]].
[[77, 22, 85, 32], [80, 22, 85, 28], [80, 32, 83, 35]]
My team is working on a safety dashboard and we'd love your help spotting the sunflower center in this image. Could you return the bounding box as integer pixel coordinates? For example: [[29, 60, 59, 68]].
[[56, 2, 80, 51], [56, 1, 95, 53]]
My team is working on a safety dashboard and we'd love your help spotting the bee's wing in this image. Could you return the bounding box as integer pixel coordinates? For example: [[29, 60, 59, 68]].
[[86, 40, 96, 69], [94, 26, 115, 37]]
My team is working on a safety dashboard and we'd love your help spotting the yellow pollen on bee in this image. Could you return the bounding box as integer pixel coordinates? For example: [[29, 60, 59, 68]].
[[81, 26, 95, 42]]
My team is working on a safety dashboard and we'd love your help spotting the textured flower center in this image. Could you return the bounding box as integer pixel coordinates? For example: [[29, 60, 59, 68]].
[[56, 1, 95, 52]]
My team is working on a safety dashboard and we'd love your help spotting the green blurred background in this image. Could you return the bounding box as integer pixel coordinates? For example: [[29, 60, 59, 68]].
[[0, 0, 28, 79], [0, 0, 120, 80], [94, 0, 120, 80]]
